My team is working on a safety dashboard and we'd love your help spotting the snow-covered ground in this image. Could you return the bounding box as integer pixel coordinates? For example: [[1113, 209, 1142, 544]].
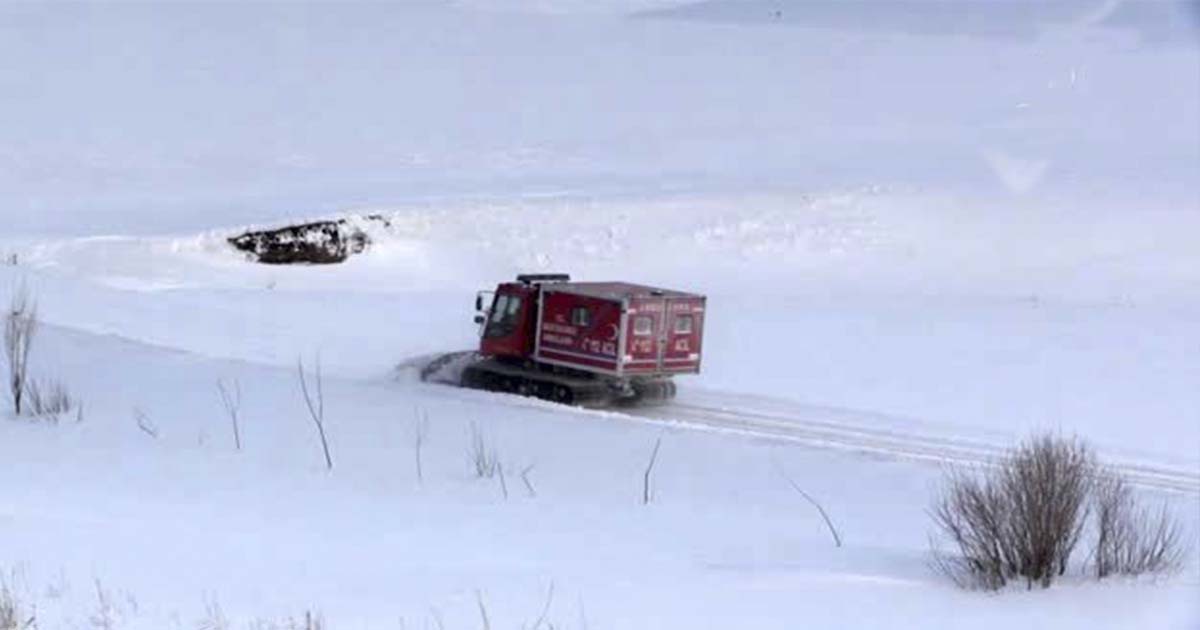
[[1, 1, 1198, 628]]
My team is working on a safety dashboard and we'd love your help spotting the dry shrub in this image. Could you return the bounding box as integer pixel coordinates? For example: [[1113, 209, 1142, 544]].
[[295, 610, 324, 630], [1092, 473, 1183, 578], [932, 467, 1012, 590], [4, 288, 78, 423], [197, 596, 229, 630], [250, 610, 323, 630], [24, 378, 76, 422], [932, 435, 1094, 589], [0, 575, 34, 630], [4, 287, 36, 416], [468, 421, 498, 479], [1000, 435, 1094, 586]]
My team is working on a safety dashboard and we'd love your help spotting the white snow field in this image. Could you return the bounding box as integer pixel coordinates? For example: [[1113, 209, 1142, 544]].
[[2, 1, 1199, 628]]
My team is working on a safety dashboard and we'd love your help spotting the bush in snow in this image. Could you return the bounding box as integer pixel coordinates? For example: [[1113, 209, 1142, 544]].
[[23, 377, 78, 423], [4, 285, 36, 416], [931, 435, 1093, 589], [0, 577, 34, 630], [293, 610, 325, 630], [198, 596, 232, 630], [1091, 472, 1183, 578], [248, 610, 324, 630], [3, 287, 80, 423], [932, 434, 1188, 590]]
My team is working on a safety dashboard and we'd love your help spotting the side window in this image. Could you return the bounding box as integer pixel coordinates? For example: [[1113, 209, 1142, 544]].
[[571, 306, 591, 327], [674, 314, 693, 334], [633, 316, 653, 336], [490, 295, 510, 323]]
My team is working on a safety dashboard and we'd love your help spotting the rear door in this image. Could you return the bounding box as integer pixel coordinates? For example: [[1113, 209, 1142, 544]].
[[660, 296, 704, 372], [624, 296, 665, 373]]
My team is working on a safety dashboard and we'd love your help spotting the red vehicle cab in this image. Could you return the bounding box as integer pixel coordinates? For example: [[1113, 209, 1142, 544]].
[[477, 281, 540, 361]]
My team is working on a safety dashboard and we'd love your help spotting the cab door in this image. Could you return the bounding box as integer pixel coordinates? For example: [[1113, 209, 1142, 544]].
[[479, 285, 535, 360]]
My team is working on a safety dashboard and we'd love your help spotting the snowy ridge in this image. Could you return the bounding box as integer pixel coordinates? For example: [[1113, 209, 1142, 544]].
[[15, 186, 1198, 302]]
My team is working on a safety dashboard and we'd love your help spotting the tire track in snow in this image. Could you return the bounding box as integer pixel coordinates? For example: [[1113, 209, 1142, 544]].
[[410, 358, 1199, 495], [622, 393, 1200, 495]]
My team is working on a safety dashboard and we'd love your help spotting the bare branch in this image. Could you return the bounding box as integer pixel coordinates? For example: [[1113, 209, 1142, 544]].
[[413, 407, 429, 484], [774, 460, 842, 548], [298, 356, 333, 471], [497, 462, 509, 501], [198, 594, 229, 630], [428, 607, 446, 630], [474, 590, 491, 630], [528, 581, 555, 630], [1092, 471, 1183, 578], [90, 579, 116, 630], [217, 378, 243, 451], [520, 464, 537, 498], [467, 421, 498, 479], [642, 436, 662, 505], [134, 408, 158, 439]]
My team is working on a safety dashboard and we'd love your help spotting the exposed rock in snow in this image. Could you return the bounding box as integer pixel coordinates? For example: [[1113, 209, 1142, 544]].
[[227, 216, 391, 265]]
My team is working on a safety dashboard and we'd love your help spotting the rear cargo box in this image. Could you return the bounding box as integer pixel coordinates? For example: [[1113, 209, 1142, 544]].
[[534, 282, 705, 377]]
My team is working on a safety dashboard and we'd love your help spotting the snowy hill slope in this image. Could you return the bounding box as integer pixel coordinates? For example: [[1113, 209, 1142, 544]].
[[1, 312, 1196, 629]]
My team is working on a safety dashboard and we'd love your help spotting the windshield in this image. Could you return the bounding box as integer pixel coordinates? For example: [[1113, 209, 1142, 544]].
[[484, 293, 523, 338]]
